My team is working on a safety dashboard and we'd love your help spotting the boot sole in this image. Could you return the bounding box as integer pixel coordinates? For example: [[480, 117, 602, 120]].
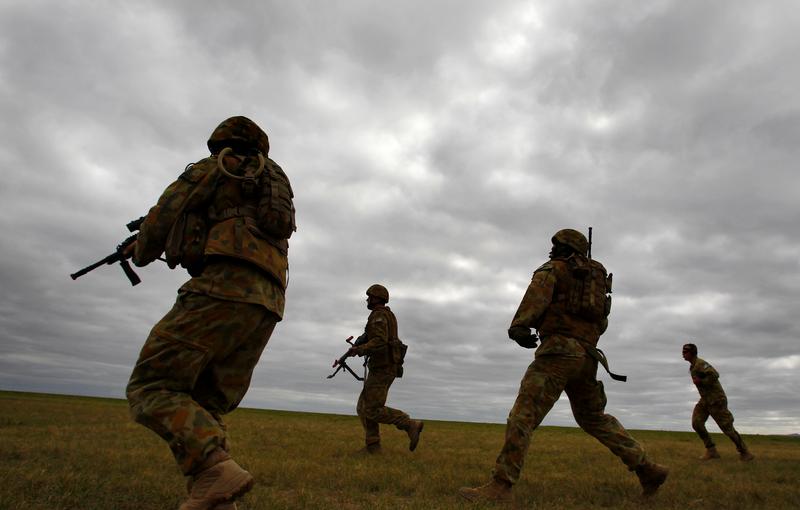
[[458, 487, 478, 502], [184, 472, 254, 510]]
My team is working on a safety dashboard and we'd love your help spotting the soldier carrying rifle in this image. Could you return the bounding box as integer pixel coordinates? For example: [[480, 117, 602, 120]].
[[459, 229, 669, 503], [121, 116, 295, 510], [341, 284, 424, 455]]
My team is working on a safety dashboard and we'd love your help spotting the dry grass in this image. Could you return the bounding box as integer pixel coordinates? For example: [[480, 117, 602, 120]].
[[1, 390, 798, 509]]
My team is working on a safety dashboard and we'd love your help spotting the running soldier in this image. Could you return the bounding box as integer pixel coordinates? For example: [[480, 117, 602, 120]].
[[459, 229, 668, 503], [682, 343, 754, 461], [125, 116, 296, 510], [349, 284, 424, 454]]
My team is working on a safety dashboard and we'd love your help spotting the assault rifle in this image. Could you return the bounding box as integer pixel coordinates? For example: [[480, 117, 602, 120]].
[[70, 216, 146, 286], [327, 334, 367, 381]]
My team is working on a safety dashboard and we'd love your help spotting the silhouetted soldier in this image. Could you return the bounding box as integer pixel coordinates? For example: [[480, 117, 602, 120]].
[[125, 116, 296, 510], [349, 284, 423, 454], [459, 229, 668, 503], [682, 343, 754, 461]]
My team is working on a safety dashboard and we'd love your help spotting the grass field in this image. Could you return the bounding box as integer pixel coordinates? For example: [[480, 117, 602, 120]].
[[1, 391, 798, 510]]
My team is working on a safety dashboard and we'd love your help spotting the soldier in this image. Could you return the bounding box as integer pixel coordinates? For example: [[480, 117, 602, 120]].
[[682, 343, 754, 461], [348, 284, 424, 454], [459, 229, 668, 503], [124, 116, 296, 510]]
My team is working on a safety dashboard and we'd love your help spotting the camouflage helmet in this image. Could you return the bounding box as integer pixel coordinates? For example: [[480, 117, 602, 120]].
[[366, 284, 389, 302], [207, 116, 270, 156], [551, 229, 589, 255]]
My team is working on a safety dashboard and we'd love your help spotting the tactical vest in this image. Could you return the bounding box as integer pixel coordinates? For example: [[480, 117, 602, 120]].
[[367, 307, 408, 376], [164, 152, 295, 287], [162, 159, 219, 276], [536, 255, 612, 344]]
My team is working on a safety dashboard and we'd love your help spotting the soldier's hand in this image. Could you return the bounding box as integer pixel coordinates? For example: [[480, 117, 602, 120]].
[[122, 240, 137, 259], [508, 326, 538, 349], [347, 347, 360, 357]]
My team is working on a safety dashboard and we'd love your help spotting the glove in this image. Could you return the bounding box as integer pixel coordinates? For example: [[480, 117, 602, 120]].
[[508, 326, 539, 349]]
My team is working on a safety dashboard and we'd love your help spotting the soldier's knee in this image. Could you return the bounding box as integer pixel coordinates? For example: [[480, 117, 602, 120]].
[[127, 398, 153, 427], [692, 419, 706, 432], [125, 386, 144, 417], [573, 410, 600, 429], [363, 407, 382, 421]]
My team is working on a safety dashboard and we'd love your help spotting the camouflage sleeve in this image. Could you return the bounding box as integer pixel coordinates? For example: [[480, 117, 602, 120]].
[[355, 311, 389, 356], [133, 162, 210, 266], [510, 264, 556, 329], [696, 361, 719, 381]]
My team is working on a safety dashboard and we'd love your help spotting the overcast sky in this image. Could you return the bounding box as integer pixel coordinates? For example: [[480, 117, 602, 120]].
[[1, 1, 798, 436]]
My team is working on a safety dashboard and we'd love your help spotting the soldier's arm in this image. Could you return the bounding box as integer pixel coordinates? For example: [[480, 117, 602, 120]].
[[509, 265, 556, 329], [133, 162, 208, 266], [353, 312, 389, 356], [698, 362, 719, 381], [692, 361, 719, 384]]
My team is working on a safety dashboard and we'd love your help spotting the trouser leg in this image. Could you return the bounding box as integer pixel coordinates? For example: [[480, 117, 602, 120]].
[[709, 400, 747, 452], [567, 357, 646, 470], [357, 368, 410, 446], [692, 400, 715, 449], [126, 292, 277, 474], [356, 386, 380, 446], [492, 355, 576, 485]]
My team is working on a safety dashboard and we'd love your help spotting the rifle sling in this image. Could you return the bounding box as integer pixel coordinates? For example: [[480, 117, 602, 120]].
[[579, 340, 627, 382], [341, 360, 364, 381]]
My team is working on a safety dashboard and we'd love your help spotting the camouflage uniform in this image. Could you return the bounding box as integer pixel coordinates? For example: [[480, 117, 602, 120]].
[[352, 304, 412, 448], [689, 357, 748, 453], [491, 232, 653, 486], [126, 116, 294, 476]]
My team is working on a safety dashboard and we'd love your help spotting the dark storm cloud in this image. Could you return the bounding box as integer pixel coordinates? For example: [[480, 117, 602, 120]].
[[1, 0, 797, 434]]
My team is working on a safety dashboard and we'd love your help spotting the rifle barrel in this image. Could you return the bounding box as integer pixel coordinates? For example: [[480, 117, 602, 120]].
[[70, 254, 117, 280]]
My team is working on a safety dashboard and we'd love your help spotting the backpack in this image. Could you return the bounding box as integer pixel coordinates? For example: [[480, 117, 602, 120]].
[[564, 254, 612, 322], [256, 159, 296, 240], [165, 151, 296, 277]]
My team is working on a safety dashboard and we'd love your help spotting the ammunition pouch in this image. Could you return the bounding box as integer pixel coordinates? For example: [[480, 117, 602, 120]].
[[165, 211, 208, 277], [390, 338, 408, 378]]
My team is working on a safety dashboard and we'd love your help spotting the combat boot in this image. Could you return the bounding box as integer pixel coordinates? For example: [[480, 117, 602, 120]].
[[739, 450, 755, 462], [353, 442, 382, 456], [635, 461, 669, 497], [187, 477, 238, 510], [405, 420, 424, 452], [180, 449, 254, 510], [699, 446, 721, 460], [458, 478, 512, 503]]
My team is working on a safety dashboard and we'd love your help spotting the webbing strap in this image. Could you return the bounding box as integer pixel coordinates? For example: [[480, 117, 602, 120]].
[[208, 205, 257, 221], [580, 341, 627, 382]]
